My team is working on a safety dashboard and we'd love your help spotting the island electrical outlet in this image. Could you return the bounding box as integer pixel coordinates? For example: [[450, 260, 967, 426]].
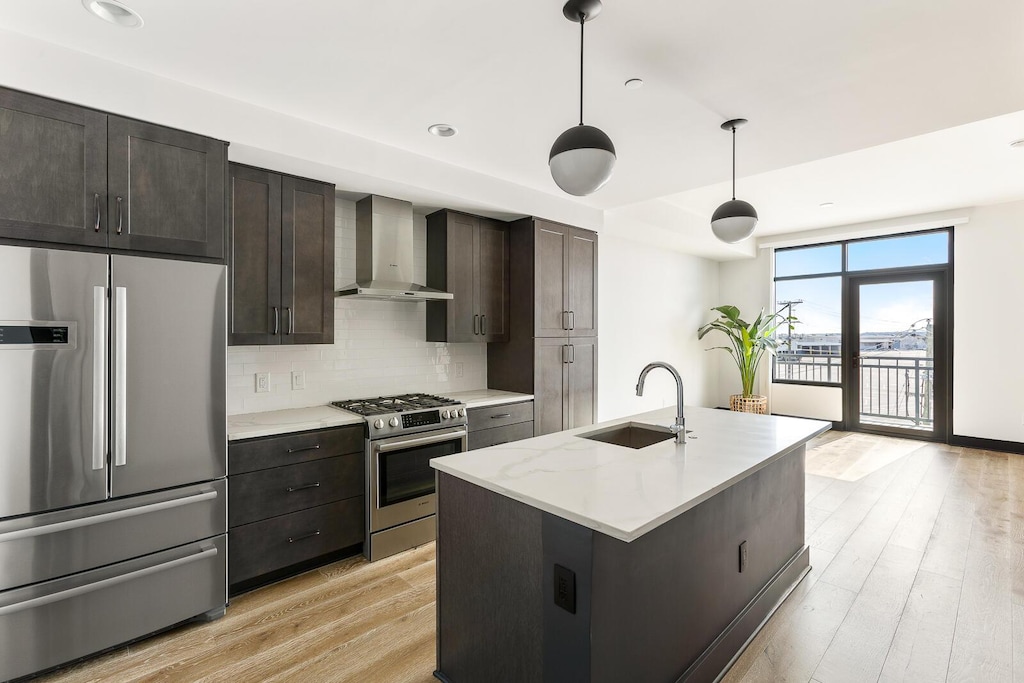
[[554, 564, 576, 614]]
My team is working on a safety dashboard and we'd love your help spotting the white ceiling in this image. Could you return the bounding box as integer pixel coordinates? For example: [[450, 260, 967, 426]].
[[1, 0, 1023, 256]]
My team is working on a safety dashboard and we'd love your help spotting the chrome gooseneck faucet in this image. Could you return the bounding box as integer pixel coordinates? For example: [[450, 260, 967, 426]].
[[636, 362, 686, 444]]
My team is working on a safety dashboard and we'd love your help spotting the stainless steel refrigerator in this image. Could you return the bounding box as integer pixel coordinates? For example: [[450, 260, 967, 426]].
[[0, 245, 227, 681]]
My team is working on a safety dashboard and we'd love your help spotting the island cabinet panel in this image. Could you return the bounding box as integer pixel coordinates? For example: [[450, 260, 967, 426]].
[[434, 446, 809, 683], [425, 210, 510, 343], [228, 163, 334, 346], [227, 425, 364, 594], [488, 217, 599, 436]]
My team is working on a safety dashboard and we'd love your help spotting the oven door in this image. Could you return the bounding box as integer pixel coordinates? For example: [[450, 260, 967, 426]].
[[368, 426, 467, 533]]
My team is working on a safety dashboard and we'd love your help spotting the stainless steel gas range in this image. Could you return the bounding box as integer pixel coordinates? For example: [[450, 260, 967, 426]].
[[331, 394, 467, 561]]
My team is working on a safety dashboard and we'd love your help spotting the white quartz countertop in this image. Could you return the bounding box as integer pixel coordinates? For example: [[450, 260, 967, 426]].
[[431, 406, 830, 542], [444, 389, 533, 409], [227, 406, 362, 441]]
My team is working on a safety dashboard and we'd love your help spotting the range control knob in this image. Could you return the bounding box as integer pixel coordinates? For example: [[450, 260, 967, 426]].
[[441, 410, 451, 420], [373, 419, 384, 430], [457, 408, 466, 418], [389, 417, 401, 428]]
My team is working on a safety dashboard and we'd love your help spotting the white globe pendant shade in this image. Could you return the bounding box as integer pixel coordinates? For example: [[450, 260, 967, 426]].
[[549, 124, 616, 196], [710, 199, 758, 243]]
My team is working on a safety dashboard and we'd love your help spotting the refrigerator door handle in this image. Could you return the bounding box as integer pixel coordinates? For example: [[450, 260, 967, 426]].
[[0, 545, 218, 617], [114, 286, 128, 467], [92, 286, 107, 471]]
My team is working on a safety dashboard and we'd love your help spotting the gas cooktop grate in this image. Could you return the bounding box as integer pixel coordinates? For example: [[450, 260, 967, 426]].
[[331, 393, 461, 416]]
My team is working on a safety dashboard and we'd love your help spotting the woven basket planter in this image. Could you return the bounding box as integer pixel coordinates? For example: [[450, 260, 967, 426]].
[[730, 394, 768, 415]]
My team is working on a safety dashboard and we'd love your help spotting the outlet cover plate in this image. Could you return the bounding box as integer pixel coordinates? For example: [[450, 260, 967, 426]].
[[255, 372, 270, 393], [292, 370, 306, 391]]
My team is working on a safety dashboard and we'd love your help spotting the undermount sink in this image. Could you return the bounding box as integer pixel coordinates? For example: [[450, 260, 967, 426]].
[[578, 422, 676, 449]]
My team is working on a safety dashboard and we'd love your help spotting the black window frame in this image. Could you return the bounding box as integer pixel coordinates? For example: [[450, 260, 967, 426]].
[[772, 227, 951, 388]]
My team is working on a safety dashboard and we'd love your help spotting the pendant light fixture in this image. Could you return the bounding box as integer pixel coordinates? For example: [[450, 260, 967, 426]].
[[711, 119, 758, 243], [549, 0, 616, 196]]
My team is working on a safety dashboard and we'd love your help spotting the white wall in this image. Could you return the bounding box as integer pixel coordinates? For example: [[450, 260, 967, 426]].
[[952, 200, 1024, 443], [227, 199, 486, 414], [597, 236, 720, 421]]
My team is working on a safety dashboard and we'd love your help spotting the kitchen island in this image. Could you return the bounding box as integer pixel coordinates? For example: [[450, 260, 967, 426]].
[[430, 405, 830, 683]]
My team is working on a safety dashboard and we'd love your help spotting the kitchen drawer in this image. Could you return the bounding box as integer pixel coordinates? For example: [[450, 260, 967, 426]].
[[0, 480, 226, 592], [229, 425, 363, 475], [0, 535, 225, 683], [468, 421, 535, 451], [229, 454, 363, 528], [467, 401, 534, 431], [229, 497, 364, 586]]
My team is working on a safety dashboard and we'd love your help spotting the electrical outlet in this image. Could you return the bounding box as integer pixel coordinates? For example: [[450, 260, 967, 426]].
[[739, 540, 748, 573], [553, 564, 576, 614], [255, 372, 270, 393], [292, 370, 306, 391], [455, 362, 464, 378]]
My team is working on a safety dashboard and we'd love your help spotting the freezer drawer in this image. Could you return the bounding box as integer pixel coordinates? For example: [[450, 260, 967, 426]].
[[0, 480, 226, 592], [0, 534, 226, 682]]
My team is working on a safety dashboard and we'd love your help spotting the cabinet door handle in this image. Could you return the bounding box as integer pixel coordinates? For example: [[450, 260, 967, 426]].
[[473, 314, 480, 335], [562, 311, 569, 330], [286, 482, 321, 492], [569, 344, 575, 364], [286, 444, 320, 454], [115, 196, 123, 235], [286, 307, 294, 335], [562, 344, 569, 364], [481, 315, 487, 335], [288, 530, 321, 543], [491, 413, 511, 419], [272, 307, 280, 335], [93, 193, 101, 232], [569, 311, 575, 330]]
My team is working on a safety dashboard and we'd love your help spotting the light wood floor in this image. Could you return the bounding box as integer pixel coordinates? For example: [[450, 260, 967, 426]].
[[34, 432, 1024, 683]]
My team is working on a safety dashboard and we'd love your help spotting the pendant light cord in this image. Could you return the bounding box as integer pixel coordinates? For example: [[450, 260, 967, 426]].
[[579, 15, 585, 126], [731, 125, 737, 200]]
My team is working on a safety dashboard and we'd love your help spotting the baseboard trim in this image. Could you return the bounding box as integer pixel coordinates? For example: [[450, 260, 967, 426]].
[[677, 545, 811, 683], [950, 434, 1024, 455]]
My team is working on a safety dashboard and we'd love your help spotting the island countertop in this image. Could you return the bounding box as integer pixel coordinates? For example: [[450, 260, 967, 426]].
[[431, 405, 829, 542]]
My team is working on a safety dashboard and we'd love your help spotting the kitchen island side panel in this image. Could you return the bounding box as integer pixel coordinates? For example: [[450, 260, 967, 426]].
[[435, 472, 544, 682], [590, 445, 807, 683]]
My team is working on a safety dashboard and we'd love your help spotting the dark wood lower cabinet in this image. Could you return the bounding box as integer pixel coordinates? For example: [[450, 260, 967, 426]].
[[466, 400, 534, 451], [228, 426, 365, 594], [527, 338, 597, 437]]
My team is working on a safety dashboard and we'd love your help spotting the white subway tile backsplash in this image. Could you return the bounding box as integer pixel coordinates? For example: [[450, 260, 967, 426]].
[[227, 198, 487, 415]]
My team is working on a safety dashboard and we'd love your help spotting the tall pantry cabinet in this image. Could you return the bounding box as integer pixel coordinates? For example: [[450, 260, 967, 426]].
[[488, 218, 598, 436]]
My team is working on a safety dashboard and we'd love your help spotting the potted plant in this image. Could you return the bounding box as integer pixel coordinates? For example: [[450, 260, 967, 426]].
[[697, 305, 796, 414]]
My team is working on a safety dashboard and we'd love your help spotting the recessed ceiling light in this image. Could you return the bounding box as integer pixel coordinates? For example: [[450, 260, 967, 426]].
[[1010, 139, 1024, 149], [427, 124, 457, 138], [819, 202, 835, 208], [624, 78, 644, 90], [82, 0, 144, 28]]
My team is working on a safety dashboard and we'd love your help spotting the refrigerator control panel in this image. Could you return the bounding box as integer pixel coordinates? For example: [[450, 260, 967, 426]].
[[0, 321, 76, 349]]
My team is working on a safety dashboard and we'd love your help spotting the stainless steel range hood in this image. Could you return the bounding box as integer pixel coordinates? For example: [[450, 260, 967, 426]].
[[336, 195, 453, 301]]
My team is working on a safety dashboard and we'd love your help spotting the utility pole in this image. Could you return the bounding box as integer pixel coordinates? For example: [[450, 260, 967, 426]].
[[776, 299, 803, 379]]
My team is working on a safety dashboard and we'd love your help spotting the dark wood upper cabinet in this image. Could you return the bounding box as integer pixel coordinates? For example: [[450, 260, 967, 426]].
[[568, 228, 598, 337], [107, 117, 226, 259], [0, 88, 108, 248], [229, 163, 334, 346], [426, 210, 510, 343], [0, 87, 227, 259], [533, 219, 598, 338]]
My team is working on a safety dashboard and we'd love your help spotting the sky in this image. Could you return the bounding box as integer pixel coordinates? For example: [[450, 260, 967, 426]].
[[774, 232, 946, 335]]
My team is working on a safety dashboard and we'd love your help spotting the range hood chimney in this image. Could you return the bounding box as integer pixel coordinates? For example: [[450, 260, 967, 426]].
[[335, 195, 453, 301]]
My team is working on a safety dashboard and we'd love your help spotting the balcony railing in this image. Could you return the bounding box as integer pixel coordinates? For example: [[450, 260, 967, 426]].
[[775, 353, 934, 430]]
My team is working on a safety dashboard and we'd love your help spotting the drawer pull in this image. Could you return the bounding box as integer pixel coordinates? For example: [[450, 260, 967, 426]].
[[288, 530, 321, 543], [286, 444, 321, 454], [491, 413, 512, 419], [286, 482, 321, 493]]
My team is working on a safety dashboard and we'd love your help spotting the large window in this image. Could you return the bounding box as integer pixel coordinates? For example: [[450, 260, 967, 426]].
[[773, 229, 949, 386]]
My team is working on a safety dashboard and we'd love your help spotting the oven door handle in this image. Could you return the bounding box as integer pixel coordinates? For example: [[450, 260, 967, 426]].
[[375, 429, 468, 453]]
